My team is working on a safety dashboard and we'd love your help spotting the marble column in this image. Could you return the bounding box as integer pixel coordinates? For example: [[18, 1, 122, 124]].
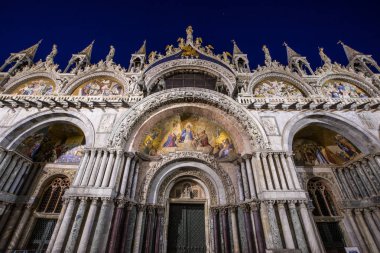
[[349, 167, 368, 198], [102, 150, 116, 187], [7, 204, 33, 250], [95, 150, 109, 187], [119, 155, 132, 196], [250, 202, 265, 253], [343, 169, 360, 199], [77, 198, 99, 252], [221, 208, 231, 253], [0, 155, 20, 189], [14, 165, 31, 195], [108, 199, 127, 253], [2, 158, 24, 192], [286, 153, 301, 189], [261, 153, 273, 190], [267, 153, 281, 190], [126, 158, 137, 198], [366, 157, 380, 186], [245, 156, 256, 198], [119, 203, 134, 252], [230, 207, 241, 253], [81, 149, 96, 186], [109, 150, 124, 187], [154, 207, 164, 253], [236, 165, 245, 201], [212, 208, 221, 253], [65, 197, 88, 253], [254, 153, 267, 191], [260, 201, 273, 249], [288, 201, 308, 253], [0, 148, 7, 164], [88, 150, 104, 186], [280, 153, 294, 190], [91, 198, 115, 253], [144, 206, 155, 253], [371, 207, 380, 229], [345, 209, 369, 253], [363, 209, 380, 250], [274, 154, 287, 190], [130, 163, 140, 200], [0, 152, 13, 178], [46, 199, 69, 253], [240, 161, 250, 200], [73, 149, 90, 186], [299, 201, 321, 253], [240, 204, 254, 253], [266, 201, 282, 249], [132, 205, 145, 253], [354, 209, 378, 253], [277, 201, 295, 249], [9, 162, 30, 194], [51, 198, 77, 253], [0, 204, 23, 250]]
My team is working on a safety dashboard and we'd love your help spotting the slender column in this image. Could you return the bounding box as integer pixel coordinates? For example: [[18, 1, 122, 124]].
[[337, 169, 354, 199], [212, 208, 221, 253], [131, 163, 140, 200], [354, 209, 378, 253], [359, 162, 378, 195], [95, 150, 109, 187], [236, 164, 244, 201], [280, 153, 294, 190], [109, 150, 124, 187], [366, 157, 380, 186], [357, 164, 376, 196], [274, 154, 287, 190], [126, 158, 137, 197], [154, 207, 164, 253], [240, 205, 254, 253], [52, 198, 77, 252], [108, 199, 127, 253], [2, 159, 24, 192], [261, 153, 273, 190], [260, 201, 273, 249], [81, 149, 96, 186], [230, 207, 241, 253], [250, 202, 265, 253], [9, 162, 29, 194], [91, 198, 115, 253], [277, 201, 295, 249], [286, 153, 301, 189], [88, 150, 104, 186], [144, 206, 155, 253], [20, 164, 39, 195], [341, 210, 359, 251], [345, 209, 369, 253], [0, 204, 23, 249], [6, 204, 33, 250], [371, 207, 380, 229], [0, 148, 7, 164], [132, 205, 145, 253], [0, 152, 13, 178], [363, 209, 380, 249], [77, 198, 99, 252], [245, 156, 256, 198], [240, 161, 250, 200], [0, 156, 20, 189], [299, 201, 322, 253], [266, 201, 282, 249], [267, 153, 280, 190], [46, 199, 69, 253], [333, 169, 350, 199], [120, 203, 134, 253], [73, 149, 90, 186], [14, 165, 31, 194], [250, 154, 263, 193], [288, 201, 308, 253], [102, 150, 116, 187], [65, 197, 88, 253], [221, 207, 231, 253], [119, 155, 132, 196], [343, 169, 360, 199], [349, 167, 368, 198]]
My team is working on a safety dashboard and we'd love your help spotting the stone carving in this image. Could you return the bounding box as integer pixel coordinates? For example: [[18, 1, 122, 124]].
[[45, 44, 58, 67], [253, 80, 304, 98], [318, 47, 332, 69], [97, 114, 116, 133], [138, 151, 235, 204], [262, 45, 272, 66], [321, 80, 369, 98], [261, 116, 280, 136], [0, 108, 19, 127], [358, 112, 376, 129], [106, 45, 115, 63]]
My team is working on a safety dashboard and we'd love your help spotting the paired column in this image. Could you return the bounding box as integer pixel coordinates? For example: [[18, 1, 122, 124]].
[[91, 198, 115, 253]]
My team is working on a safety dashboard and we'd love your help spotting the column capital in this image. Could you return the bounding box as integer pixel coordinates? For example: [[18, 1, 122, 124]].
[[264, 200, 275, 207], [288, 200, 297, 208], [210, 207, 219, 215], [260, 152, 268, 158], [137, 204, 146, 212], [241, 154, 252, 159], [276, 200, 287, 206], [249, 201, 260, 211]]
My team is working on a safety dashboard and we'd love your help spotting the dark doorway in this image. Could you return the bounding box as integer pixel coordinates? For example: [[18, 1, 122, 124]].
[[168, 203, 206, 253]]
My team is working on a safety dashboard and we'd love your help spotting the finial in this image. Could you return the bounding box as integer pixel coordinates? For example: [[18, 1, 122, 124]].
[[283, 42, 288, 47], [337, 40, 343, 45]]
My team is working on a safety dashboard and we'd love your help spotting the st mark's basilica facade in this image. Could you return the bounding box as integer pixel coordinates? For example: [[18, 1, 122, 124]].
[[0, 27, 380, 253]]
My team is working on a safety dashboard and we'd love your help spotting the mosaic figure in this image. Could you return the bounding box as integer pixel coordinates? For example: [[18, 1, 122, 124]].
[[13, 79, 54, 95], [253, 80, 304, 98], [75, 78, 123, 96], [321, 80, 368, 98]]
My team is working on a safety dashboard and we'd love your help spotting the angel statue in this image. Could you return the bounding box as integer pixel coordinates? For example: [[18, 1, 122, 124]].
[[186, 25, 193, 44], [262, 45, 272, 66], [45, 44, 57, 66], [148, 51, 157, 63], [106, 45, 115, 62], [165, 44, 174, 55], [205, 45, 214, 55], [222, 51, 232, 63], [177, 38, 185, 48], [195, 37, 203, 48], [319, 47, 332, 67]]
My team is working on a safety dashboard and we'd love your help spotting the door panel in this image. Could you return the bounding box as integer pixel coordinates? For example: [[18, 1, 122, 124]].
[[168, 203, 206, 253]]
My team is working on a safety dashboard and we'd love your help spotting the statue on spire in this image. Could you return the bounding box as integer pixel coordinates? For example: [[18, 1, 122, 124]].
[[262, 45, 272, 66], [318, 47, 332, 69], [186, 26, 194, 44], [45, 44, 57, 67], [106, 45, 115, 63]]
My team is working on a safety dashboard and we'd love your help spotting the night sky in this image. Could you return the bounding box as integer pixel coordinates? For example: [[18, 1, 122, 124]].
[[1, 0, 379, 70]]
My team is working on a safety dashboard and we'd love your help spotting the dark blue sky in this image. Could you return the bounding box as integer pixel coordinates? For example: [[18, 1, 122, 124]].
[[1, 0, 379, 70]]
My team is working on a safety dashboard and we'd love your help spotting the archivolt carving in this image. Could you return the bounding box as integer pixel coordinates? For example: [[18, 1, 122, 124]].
[[3, 71, 60, 94], [157, 168, 218, 205], [143, 59, 236, 93], [139, 152, 235, 204], [109, 88, 268, 149]]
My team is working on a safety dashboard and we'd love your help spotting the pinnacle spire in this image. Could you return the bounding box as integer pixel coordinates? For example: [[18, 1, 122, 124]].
[[283, 42, 302, 61], [232, 40, 243, 55], [19, 40, 42, 60], [338, 41, 365, 62], [136, 40, 146, 54], [78, 40, 95, 58]]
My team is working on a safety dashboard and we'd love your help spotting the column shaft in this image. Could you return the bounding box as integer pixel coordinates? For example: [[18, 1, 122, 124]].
[[277, 202, 295, 249], [266, 201, 282, 248], [230, 208, 241, 253], [251, 203, 265, 253], [212, 209, 221, 253], [81, 150, 96, 186], [89, 150, 103, 186], [261, 154, 273, 190], [120, 204, 133, 253], [288, 202, 308, 253], [240, 162, 250, 200], [354, 209, 378, 253], [73, 150, 90, 186], [132, 207, 145, 253], [286, 154, 301, 189], [109, 151, 124, 187], [245, 158, 256, 198], [46, 200, 69, 253], [108, 203, 125, 253], [102, 151, 116, 187], [363, 209, 380, 250], [95, 150, 109, 187], [77, 198, 98, 252], [119, 156, 132, 196], [299, 202, 322, 253], [241, 206, 254, 253], [274, 154, 287, 190], [65, 198, 88, 253], [91, 199, 115, 253], [280, 153, 294, 190], [267, 154, 281, 190], [221, 208, 231, 253]]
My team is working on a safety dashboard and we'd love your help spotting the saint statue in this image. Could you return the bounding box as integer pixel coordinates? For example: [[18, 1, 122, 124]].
[[45, 44, 57, 66], [186, 25, 193, 44], [106, 45, 115, 62], [262, 45, 272, 66], [319, 47, 332, 67]]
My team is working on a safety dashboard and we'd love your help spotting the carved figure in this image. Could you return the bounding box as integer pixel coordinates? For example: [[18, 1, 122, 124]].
[[195, 37, 203, 47], [165, 44, 174, 55], [106, 45, 115, 62], [186, 26, 193, 44], [45, 44, 58, 66], [262, 45, 272, 66], [205, 45, 214, 55], [177, 38, 185, 48], [148, 51, 157, 63], [319, 47, 332, 67], [222, 51, 232, 63]]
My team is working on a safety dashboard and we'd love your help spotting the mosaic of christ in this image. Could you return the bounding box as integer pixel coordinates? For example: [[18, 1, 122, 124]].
[[140, 113, 236, 159]]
